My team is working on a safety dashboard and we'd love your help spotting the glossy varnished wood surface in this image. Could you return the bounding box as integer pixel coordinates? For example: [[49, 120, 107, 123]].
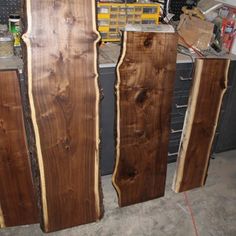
[[0, 70, 38, 227], [113, 32, 178, 207], [23, 0, 103, 232], [173, 59, 230, 193]]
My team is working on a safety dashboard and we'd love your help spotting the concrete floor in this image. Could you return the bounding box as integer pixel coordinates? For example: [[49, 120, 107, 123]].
[[1, 150, 236, 236]]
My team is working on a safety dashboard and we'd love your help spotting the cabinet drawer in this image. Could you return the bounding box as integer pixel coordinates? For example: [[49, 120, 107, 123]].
[[227, 61, 236, 86], [171, 115, 185, 126], [170, 118, 184, 140], [211, 132, 220, 153], [171, 103, 187, 118], [172, 90, 189, 117], [171, 109, 186, 124], [168, 139, 180, 162], [174, 69, 193, 91], [169, 130, 182, 141], [173, 89, 190, 102], [99, 67, 116, 75], [221, 88, 230, 110], [176, 62, 193, 71]]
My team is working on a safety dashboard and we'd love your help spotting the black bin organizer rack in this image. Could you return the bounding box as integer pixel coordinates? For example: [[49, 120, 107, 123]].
[[0, 0, 21, 24], [163, 0, 196, 21]]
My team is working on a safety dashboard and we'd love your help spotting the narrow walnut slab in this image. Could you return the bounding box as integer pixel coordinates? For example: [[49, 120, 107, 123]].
[[0, 70, 38, 228], [113, 31, 178, 207], [173, 58, 230, 193], [22, 0, 103, 232]]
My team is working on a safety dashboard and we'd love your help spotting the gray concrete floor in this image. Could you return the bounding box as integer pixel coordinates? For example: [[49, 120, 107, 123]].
[[1, 150, 236, 236]]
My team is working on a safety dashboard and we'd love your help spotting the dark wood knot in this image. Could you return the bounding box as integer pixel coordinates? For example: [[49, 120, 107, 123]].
[[144, 34, 154, 47], [136, 89, 148, 105]]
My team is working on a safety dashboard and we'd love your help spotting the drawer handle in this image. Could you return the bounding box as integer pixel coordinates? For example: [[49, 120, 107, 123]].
[[168, 152, 178, 157], [180, 76, 192, 81], [175, 104, 188, 109], [171, 129, 182, 134]]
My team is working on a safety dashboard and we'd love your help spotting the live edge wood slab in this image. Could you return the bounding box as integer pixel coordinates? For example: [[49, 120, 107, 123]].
[[173, 58, 230, 193], [22, 0, 103, 232], [113, 31, 178, 207], [0, 70, 38, 228]]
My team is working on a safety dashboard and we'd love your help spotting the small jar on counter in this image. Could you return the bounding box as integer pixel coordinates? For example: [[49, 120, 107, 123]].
[[0, 24, 14, 58], [9, 13, 21, 47]]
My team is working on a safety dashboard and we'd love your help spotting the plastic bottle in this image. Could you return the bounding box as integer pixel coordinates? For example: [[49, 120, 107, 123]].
[[8, 13, 21, 47], [222, 9, 236, 52]]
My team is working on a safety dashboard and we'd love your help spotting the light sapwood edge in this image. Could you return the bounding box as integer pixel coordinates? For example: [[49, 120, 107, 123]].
[[0, 204, 5, 228], [112, 31, 128, 206], [172, 59, 204, 193], [200, 59, 230, 185], [22, 0, 49, 231], [92, 0, 102, 218]]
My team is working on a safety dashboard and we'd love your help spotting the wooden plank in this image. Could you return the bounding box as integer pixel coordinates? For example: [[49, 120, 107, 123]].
[[113, 31, 178, 207], [173, 59, 230, 193], [0, 70, 38, 227], [22, 0, 103, 232]]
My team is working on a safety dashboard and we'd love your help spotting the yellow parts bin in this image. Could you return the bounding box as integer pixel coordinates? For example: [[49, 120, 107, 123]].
[[97, 3, 160, 42]]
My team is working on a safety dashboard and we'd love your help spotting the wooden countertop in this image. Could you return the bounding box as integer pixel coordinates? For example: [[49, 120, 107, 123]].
[[0, 56, 23, 71], [1, 44, 236, 71], [98, 43, 236, 68]]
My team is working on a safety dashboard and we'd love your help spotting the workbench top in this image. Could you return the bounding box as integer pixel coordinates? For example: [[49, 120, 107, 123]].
[[0, 56, 23, 71], [1, 43, 236, 71], [99, 43, 236, 68]]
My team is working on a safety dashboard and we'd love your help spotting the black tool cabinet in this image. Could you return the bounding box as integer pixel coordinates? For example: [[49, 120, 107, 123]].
[[99, 60, 236, 176], [100, 67, 116, 176], [168, 62, 193, 162], [213, 60, 236, 153]]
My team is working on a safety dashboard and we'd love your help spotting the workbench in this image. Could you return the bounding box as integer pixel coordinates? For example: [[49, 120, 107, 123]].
[[1, 44, 236, 176], [0, 56, 23, 71]]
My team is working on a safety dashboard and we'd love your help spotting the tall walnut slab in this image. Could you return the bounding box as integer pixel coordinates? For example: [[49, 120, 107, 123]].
[[22, 0, 103, 232], [113, 32, 178, 207], [173, 59, 230, 193], [0, 70, 38, 228]]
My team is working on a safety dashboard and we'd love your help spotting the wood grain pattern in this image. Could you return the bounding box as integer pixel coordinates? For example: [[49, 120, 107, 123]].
[[0, 70, 38, 227], [113, 32, 178, 207], [22, 0, 103, 232], [173, 59, 230, 193]]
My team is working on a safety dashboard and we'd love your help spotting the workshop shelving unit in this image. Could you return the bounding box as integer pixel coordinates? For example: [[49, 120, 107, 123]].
[[97, 3, 160, 42]]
